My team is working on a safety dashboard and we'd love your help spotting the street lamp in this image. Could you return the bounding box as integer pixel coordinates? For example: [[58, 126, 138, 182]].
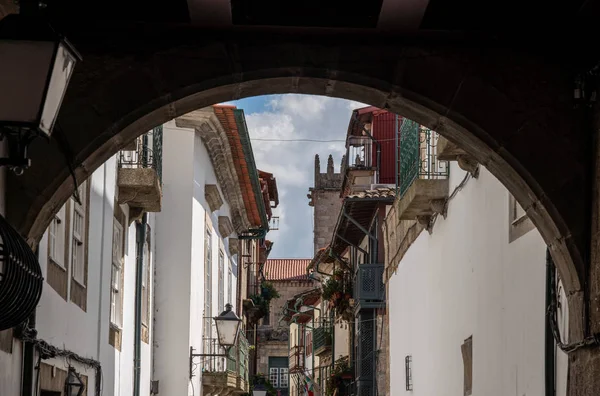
[[189, 304, 242, 378], [214, 303, 242, 347], [0, 14, 81, 174], [64, 367, 85, 396]]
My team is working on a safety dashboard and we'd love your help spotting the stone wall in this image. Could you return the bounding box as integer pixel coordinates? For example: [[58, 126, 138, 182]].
[[266, 279, 316, 327], [256, 341, 288, 375], [308, 154, 344, 254]]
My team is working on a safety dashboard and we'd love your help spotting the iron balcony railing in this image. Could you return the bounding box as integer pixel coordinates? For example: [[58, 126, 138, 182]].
[[398, 119, 448, 197], [289, 345, 305, 373], [118, 125, 163, 182], [353, 263, 385, 311], [201, 337, 232, 373], [201, 331, 249, 381], [313, 323, 333, 354]]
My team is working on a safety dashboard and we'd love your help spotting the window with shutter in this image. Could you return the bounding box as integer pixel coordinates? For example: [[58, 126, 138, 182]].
[[110, 220, 124, 328], [269, 367, 279, 388], [204, 227, 213, 341], [461, 336, 473, 396], [71, 183, 87, 285], [280, 368, 289, 388]]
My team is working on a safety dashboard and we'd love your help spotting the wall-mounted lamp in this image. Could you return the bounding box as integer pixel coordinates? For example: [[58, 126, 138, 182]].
[[0, 14, 81, 175], [189, 304, 242, 378], [64, 366, 85, 396]]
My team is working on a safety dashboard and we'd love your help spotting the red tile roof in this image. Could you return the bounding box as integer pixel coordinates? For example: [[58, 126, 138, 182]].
[[264, 259, 313, 281], [213, 105, 262, 227]]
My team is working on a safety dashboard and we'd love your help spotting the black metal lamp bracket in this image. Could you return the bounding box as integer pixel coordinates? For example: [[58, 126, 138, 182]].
[[0, 127, 40, 175], [188, 346, 230, 379]]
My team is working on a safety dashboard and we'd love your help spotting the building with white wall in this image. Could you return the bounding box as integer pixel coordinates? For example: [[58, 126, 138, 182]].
[[384, 136, 570, 396], [0, 127, 162, 396], [154, 105, 275, 396]]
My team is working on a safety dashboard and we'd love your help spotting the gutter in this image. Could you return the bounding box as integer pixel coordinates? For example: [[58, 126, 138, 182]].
[[233, 109, 269, 230], [133, 213, 148, 396]]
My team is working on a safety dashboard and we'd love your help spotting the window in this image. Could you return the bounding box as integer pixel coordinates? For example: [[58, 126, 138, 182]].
[[142, 228, 151, 326], [218, 251, 225, 311], [111, 220, 124, 328], [204, 228, 212, 340], [461, 336, 473, 396], [227, 263, 233, 305], [508, 194, 535, 242], [405, 355, 413, 391], [269, 367, 279, 388], [279, 368, 289, 388], [71, 183, 87, 285], [48, 207, 66, 267]]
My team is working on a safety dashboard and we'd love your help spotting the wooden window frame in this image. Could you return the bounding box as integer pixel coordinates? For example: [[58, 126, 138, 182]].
[[218, 250, 225, 312], [47, 202, 70, 301], [204, 224, 213, 340], [109, 203, 126, 350], [70, 181, 90, 311], [508, 194, 535, 243], [461, 336, 473, 396]]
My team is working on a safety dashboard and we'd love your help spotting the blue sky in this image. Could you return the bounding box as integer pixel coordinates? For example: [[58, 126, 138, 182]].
[[229, 95, 365, 259]]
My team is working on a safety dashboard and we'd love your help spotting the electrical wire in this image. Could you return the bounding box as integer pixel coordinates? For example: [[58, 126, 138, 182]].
[[16, 324, 103, 396]]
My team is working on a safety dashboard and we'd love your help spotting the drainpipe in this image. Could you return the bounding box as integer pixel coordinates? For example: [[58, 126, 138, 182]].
[[133, 213, 148, 396], [21, 311, 36, 396], [545, 249, 556, 396], [21, 245, 39, 396], [395, 114, 399, 194]]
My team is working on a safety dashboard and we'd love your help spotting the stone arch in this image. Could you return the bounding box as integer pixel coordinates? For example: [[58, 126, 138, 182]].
[[7, 34, 587, 336]]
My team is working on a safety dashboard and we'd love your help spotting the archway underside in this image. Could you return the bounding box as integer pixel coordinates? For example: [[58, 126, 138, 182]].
[[7, 29, 589, 336]]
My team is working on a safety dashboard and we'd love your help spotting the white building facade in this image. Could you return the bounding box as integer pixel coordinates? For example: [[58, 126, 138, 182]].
[[386, 161, 570, 396], [0, 127, 161, 396], [154, 106, 270, 396]]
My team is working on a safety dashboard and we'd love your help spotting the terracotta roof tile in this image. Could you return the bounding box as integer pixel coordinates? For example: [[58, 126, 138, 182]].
[[264, 259, 313, 281], [346, 187, 396, 200], [213, 105, 263, 227]]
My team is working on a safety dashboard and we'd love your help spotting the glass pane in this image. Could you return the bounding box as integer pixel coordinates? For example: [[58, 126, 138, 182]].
[[0, 40, 54, 125], [40, 43, 77, 134], [269, 368, 279, 387]]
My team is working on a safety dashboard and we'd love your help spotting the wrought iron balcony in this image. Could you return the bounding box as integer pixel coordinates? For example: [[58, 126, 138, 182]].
[[353, 263, 385, 312], [201, 332, 249, 394], [396, 120, 449, 222], [289, 345, 305, 373], [117, 126, 163, 213], [313, 323, 333, 356], [399, 120, 448, 197]]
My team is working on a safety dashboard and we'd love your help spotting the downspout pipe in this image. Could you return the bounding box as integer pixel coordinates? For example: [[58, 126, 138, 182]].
[[545, 248, 556, 396], [21, 246, 38, 396], [133, 213, 148, 396]]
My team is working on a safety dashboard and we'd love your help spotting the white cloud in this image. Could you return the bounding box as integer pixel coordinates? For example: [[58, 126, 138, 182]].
[[238, 94, 368, 258]]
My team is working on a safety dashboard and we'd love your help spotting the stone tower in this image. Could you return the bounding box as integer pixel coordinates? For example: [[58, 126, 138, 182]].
[[307, 154, 344, 254]]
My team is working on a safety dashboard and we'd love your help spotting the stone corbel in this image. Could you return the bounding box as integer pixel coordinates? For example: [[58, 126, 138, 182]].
[[416, 214, 431, 227], [456, 154, 480, 178], [429, 198, 447, 218], [218, 215, 234, 237], [205, 184, 224, 212], [228, 238, 239, 256]]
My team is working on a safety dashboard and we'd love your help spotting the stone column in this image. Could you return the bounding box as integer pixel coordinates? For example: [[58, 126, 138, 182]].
[[569, 103, 600, 395]]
